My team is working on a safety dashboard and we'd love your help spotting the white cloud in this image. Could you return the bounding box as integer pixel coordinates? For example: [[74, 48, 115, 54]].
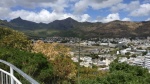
[[9, 9, 67, 23], [41, 0, 69, 13], [0, 0, 16, 7], [111, 3, 127, 12], [125, 1, 140, 12], [74, 0, 123, 13], [0, 7, 11, 19], [81, 14, 90, 22], [9, 9, 91, 23], [0, 0, 68, 13], [110, 1, 140, 12], [90, 0, 122, 10], [130, 3, 150, 17], [74, 0, 89, 13], [99, 13, 120, 23], [95, 13, 131, 23], [122, 17, 131, 21], [0, 0, 148, 23], [110, 1, 150, 17], [0, 0, 56, 8], [0, 0, 90, 23]]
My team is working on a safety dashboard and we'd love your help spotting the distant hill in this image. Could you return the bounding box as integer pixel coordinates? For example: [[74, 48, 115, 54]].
[[10, 17, 44, 30], [48, 17, 79, 30], [0, 17, 150, 38]]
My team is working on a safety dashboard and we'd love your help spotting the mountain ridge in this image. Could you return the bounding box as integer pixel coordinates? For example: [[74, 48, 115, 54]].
[[0, 17, 150, 38]]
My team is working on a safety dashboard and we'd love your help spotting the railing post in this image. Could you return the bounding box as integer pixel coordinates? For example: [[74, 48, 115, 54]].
[[10, 67, 14, 84]]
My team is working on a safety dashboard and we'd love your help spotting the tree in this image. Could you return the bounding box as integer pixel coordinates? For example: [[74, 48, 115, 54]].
[[142, 52, 147, 56], [52, 55, 77, 83], [0, 47, 53, 84], [101, 61, 150, 84], [131, 54, 136, 58], [32, 40, 70, 61], [0, 27, 31, 50], [125, 52, 130, 56], [99, 71, 133, 84], [32, 40, 77, 83]]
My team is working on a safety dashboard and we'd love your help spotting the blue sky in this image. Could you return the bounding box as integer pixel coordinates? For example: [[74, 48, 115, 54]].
[[0, 0, 150, 23]]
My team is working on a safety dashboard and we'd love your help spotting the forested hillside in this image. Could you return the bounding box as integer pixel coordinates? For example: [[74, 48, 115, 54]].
[[0, 17, 150, 38]]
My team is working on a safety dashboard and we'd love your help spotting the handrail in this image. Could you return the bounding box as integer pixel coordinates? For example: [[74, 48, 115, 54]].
[[0, 68, 22, 84], [0, 59, 39, 84]]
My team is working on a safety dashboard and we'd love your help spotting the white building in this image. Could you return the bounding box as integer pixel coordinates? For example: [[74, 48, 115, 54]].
[[133, 57, 144, 66], [120, 48, 131, 55], [118, 57, 128, 63], [71, 57, 78, 62], [144, 53, 150, 69]]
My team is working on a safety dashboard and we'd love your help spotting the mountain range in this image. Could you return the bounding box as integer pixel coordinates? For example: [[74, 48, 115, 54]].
[[0, 17, 150, 38]]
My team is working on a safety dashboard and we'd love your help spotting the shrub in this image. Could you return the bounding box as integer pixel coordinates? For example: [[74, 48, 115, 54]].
[[0, 47, 53, 84], [0, 27, 31, 50]]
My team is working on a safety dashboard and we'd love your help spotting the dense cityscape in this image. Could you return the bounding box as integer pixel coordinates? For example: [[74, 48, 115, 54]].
[[32, 37, 150, 71]]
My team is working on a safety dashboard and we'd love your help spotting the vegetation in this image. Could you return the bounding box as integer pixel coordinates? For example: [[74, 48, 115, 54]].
[[0, 27, 150, 84], [32, 40, 77, 83], [0, 27, 53, 83], [32, 40, 70, 61], [101, 62, 150, 84], [0, 47, 53, 84], [52, 55, 77, 83], [0, 26, 31, 50], [79, 67, 106, 80], [79, 61, 150, 84]]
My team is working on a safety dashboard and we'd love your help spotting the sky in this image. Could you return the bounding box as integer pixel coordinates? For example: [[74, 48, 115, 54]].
[[0, 0, 150, 23]]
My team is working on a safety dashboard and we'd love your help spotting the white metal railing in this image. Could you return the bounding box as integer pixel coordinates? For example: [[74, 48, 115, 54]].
[[0, 68, 21, 84], [0, 59, 39, 84]]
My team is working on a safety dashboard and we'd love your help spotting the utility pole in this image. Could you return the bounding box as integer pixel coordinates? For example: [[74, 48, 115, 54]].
[[78, 38, 81, 84]]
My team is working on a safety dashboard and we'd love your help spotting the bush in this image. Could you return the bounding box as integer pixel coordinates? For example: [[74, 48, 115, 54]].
[[0, 47, 53, 84], [0, 27, 31, 50], [100, 62, 150, 84]]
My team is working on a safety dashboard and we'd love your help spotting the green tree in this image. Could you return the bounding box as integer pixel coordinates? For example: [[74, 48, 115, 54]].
[[0, 47, 53, 84], [125, 52, 130, 56], [99, 71, 133, 84], [99, 62, 150, 84], [142, 52, 147, 56]]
